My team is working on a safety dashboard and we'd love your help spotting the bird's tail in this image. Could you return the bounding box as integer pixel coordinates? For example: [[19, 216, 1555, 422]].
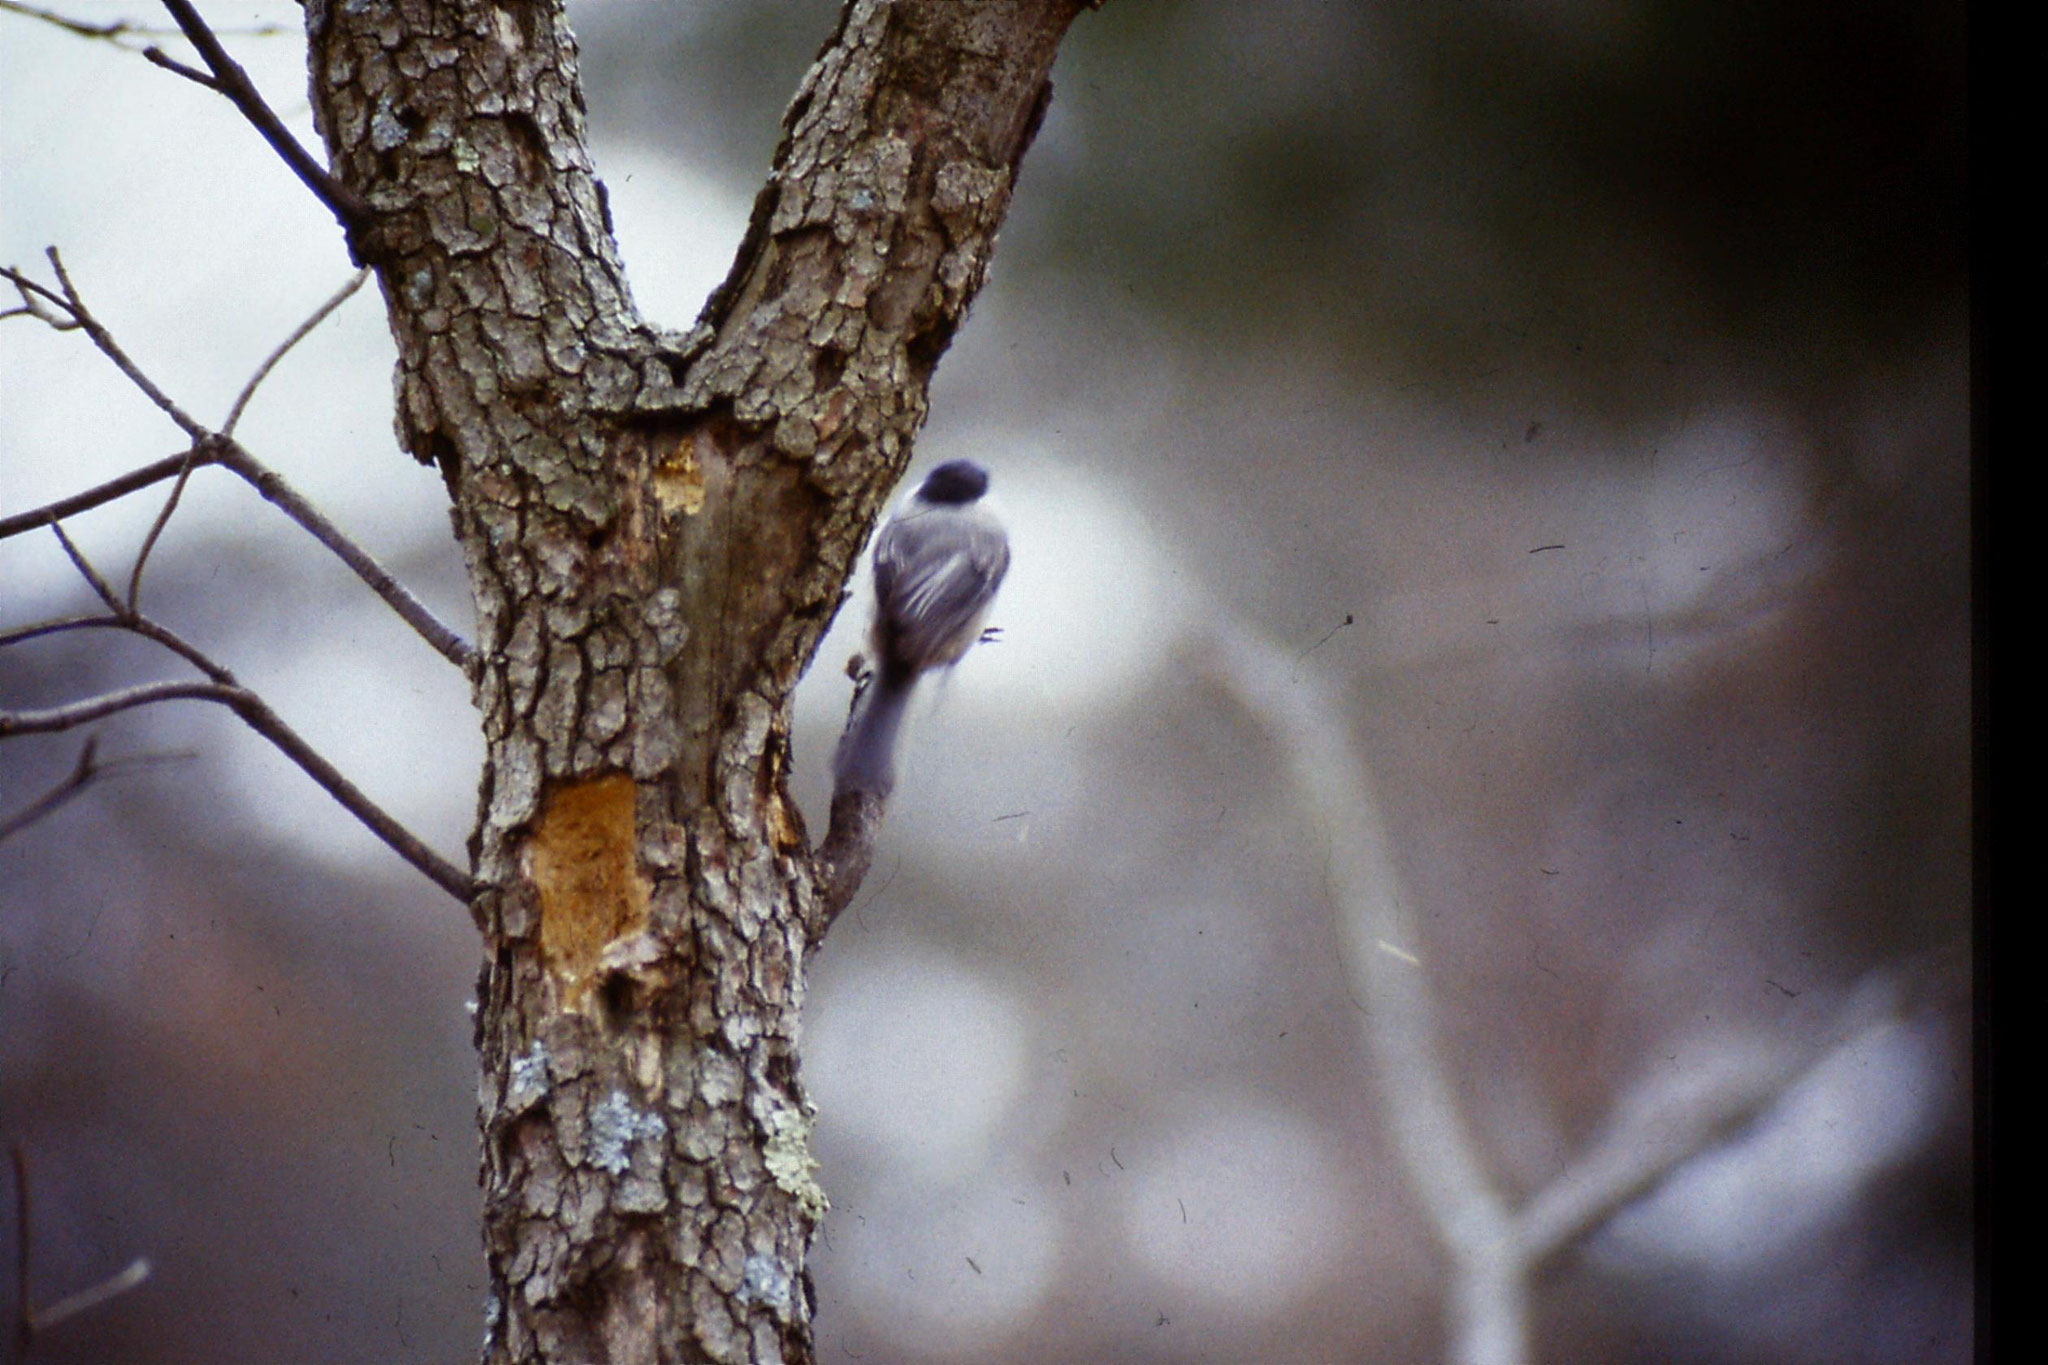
[[833, 670, 916, 797]]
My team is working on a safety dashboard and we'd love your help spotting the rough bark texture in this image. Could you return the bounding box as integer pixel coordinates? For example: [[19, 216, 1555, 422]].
[[301, 2, 1083, 1361]]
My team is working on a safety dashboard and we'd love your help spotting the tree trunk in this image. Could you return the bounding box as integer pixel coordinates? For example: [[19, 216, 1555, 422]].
[[302, 2, 1084, 1360]]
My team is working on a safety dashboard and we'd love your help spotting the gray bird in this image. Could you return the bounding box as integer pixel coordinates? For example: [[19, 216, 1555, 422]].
[[834, 459, 1010, 795]]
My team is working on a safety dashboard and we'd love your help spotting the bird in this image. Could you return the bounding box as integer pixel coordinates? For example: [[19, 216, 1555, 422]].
[[833, 459, 1010, 796]]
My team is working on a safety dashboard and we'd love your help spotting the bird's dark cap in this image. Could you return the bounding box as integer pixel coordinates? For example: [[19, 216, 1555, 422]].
[[918, 459, 990, 505]]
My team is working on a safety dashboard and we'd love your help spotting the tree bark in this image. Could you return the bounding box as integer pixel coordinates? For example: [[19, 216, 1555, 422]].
[[302, 2, 1084, 1360]]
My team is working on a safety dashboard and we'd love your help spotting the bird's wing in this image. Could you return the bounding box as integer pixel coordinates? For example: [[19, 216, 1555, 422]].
[[874, 510, 1010, 668]]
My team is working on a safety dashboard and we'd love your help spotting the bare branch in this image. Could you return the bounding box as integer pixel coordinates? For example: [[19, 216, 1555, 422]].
[[123, 444, 203, 612], [208, 441, 476, 671], [0, 677, 474, 901], [7, 1144, 152, 1358], [223, 267, 370, 437], [5, 523, 471, 898], [814, 789, 886, 936], [0, 0, 286, 46], [154, 0, 372, 247], [37, 250, 207, 440], [0, 268, 473, 668], [813, 657, 891, 936], [1198, 618, 1940, 1365], [139, 42, 216, 88], [46, 522, 121, 614], [1197, 618, 1524, 1364], [0, 266, 77, 331], [0, 737, 197, 844], [0, 439, 472, 669], [0, 451, 207, 540], [0, 614, 116, 650], [1512, 976, 1905, 1264], [0, 678, 242, 734], [29, 1259, 152, 1335], [0, 0, 138, 40]]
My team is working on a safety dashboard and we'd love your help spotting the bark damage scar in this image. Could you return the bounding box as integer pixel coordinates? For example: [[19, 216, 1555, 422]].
[[653, 428, 707, 517], [527, 774, 650, 1006]]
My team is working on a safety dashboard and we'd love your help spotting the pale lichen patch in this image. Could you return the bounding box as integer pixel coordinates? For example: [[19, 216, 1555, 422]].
[[527, 774, 650, 1006], [761, 1103, 828, 1219]]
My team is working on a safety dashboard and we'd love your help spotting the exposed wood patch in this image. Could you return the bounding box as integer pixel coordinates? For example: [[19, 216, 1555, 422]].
[[528, 774, 650, 1006]]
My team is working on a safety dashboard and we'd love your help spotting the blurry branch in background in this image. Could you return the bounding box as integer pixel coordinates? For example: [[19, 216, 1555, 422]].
[[0, 256, 473, 669], [0, 735, 194, 844], [0, 255, 477, 901], [0, 0, 287, 50], [9, 1144, 151, 1365], [1199, 619, 1913, 1365], [1511, 974, 1908, 1264]]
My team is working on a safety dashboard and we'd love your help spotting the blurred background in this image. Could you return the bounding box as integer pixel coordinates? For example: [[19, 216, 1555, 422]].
[[1, 2, 1969, 1362]]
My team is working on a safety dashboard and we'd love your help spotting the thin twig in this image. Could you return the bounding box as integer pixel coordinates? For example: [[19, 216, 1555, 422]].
[[123, 443, 203, 612], [0, 615, 119, 650], [223, 268, 371, 437], [209, 441, 476, 671], [1200, 618, 1521, 1365], [140, 44, 215, 87], [0, 0, 287, 45], [4, 1144, 152, 1355], [0, 679, 475, 901], [0, 266, 77, 331], [6, 528, 471, 898], [0, 679, 244, 734], [0, 443, 473, 670], [0, 451, 207, 540], [0, 263, 472, 668], [41, 250, 207, 440], [154, 0, 373, 245], [0, 737, 197, 843], [29, 1260, 152, 1334], [46, 523, 121, 613]]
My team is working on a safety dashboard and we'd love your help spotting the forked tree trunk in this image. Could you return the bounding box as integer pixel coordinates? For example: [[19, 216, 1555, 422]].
[[302, 2, 1085, 1359]]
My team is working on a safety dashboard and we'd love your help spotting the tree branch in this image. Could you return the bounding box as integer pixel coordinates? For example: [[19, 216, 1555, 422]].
[[8, 1144, 151, 1362], [1510, 975, 1905, 1264], [0, 0, 285, 47], [813, 657, 889, 935], [0, 677, 474, 901], [1201, 618, 1927, 1365], [0, 451, 201, 538], [207, 439, 476, 672], [0, 736, 196, 843], [128, 266, 372, 611], [15, 251, 207, 440], [3, 530, 474, 901], [1197, 618, 1521, 1364], [0, 259, 473, 670], [223, 267, 370, 438], [153, 0, 372, 250]]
